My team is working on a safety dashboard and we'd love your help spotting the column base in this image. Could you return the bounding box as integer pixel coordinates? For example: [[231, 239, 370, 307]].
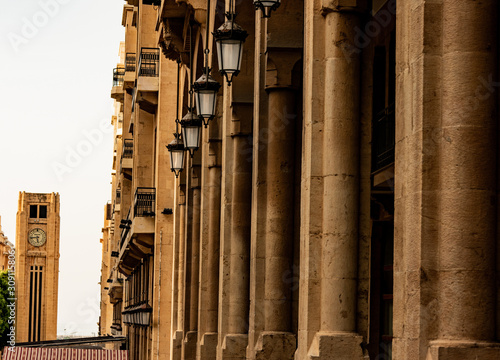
[[183, 331, 198, 360], [251, 331, 296, 360], [218, 334, 248, 360], [171, 330, 183, 360], [427, 340, 500, 360], [198, 332, 218, 360], [307, 331, 365, 360]]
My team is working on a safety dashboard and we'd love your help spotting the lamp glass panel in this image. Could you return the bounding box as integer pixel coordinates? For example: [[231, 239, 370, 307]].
[[216, 41, 223, 72], [195, 90, 217, 119], [218, 40, 243, 73], [170, 149, 184, 171], [182, 126, 201, 150]]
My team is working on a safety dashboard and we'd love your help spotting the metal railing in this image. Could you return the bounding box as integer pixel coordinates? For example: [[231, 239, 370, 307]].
[[112, 67, 125, 87], [372, 103, 395, 172], [119, 208, 132, 250], [125, 53, 136, 72], [138, 48, 160, 77], [122, 139, 133, 159], [133, 187, 156, 217]]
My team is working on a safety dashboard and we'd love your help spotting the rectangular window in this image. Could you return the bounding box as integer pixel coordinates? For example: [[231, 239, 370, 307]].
[[29, 205, 48, 219], [39, 206, 47, 219], [29, 205, 38, 218]]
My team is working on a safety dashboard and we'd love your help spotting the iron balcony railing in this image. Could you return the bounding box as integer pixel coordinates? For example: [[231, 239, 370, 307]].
[[119, 208, 132, 250], [122, 139, 133, 159], [138, 48, 160, 77], [112, 67, 125, 87], [133, 187, 156, 217], [372, 103, 395, 172], [125, 53, 136, 72]]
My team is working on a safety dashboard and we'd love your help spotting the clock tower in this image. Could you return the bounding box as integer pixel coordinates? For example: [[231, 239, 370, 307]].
[[15, 192, 60, 342]]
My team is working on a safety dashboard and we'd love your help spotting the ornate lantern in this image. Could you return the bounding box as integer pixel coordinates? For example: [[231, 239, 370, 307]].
[[180, 110, 202, 157], [214, 15, 248, 85]]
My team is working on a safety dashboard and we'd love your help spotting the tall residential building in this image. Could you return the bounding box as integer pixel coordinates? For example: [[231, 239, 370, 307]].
[[99, 1, 500, 359], [15, 192, 60, 342]]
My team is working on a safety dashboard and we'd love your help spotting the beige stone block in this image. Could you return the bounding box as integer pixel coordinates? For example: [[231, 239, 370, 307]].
[[254, 331, 296, 360], [220, 334, 248, 360], [427, 341, 500, 360], [184, 331, 198, 360], [198, 332, 217, 360], [307, 332, 364, 360]]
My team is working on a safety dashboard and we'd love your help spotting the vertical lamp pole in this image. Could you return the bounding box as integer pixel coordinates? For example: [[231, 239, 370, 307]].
[[167, 58, 186, 177]]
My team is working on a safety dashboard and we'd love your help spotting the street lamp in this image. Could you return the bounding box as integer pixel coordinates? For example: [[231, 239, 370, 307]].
[[214, 14, 248, 85], [254, 0, 281, 18], [180, 110, 202, 157], [167, 135, 185, 177], [166, 59, 185, 177], [193, 69, 220, 127], [193, 0, 221, 127]]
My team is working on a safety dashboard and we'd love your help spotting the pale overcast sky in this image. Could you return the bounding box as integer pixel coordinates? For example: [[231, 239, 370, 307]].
[[0, 0, 125, 336]]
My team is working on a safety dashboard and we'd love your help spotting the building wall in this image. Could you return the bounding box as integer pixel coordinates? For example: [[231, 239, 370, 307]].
[[99, 0, 500, 359], [0, 216, 15, 271]]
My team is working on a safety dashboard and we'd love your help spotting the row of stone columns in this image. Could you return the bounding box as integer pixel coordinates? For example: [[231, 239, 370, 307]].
[[167, 1, 500, 360]]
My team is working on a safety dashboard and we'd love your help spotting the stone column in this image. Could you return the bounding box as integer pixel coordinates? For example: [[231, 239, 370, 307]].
[[251, 54, 300, 357], [218, 102, 253, 360], [198, 151, 221, 360], [228, 133, 252, 336], [177, 189, 186, 332], [184, 164, 201, 360], [171, 187, 186, 360], [429, 1, 499, 357], [320, 10, 360, 333], [305, 7, 365, 360], [264, 88, 296, 333]]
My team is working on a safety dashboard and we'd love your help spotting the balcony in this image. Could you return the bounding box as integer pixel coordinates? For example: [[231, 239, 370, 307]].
[[108, 278, 124, 304], [138, 48, 159, 77], [111, 67, 125, 101], [123, 53, 136, 90], [135, 48, 159, 113], [372, 103, 395, 189], [120, 139, 133, 176], [117, 188, 156, 276]]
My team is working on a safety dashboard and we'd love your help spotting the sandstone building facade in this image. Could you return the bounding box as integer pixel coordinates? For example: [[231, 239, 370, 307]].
[[15, 192, 60, 342], [99, 0, 500, 359], [0, 217, 14, 271]]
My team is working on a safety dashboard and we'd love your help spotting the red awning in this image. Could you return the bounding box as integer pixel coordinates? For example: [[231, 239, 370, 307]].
[[2, 347, 128, 360]]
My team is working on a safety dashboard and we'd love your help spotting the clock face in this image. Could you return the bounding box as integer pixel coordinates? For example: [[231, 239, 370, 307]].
[[28, 228, 46, 247]]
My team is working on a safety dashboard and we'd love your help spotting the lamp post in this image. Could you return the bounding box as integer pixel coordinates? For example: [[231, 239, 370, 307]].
[[253, 0, 281, 18], [181, 23, 203, 157], [167, 59, 186, 177], [193, 0, 221, 127]]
